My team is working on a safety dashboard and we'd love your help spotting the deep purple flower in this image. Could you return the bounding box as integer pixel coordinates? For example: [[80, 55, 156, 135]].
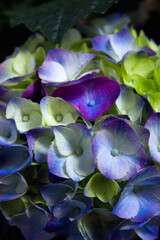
[[53, 76, 120, 121]]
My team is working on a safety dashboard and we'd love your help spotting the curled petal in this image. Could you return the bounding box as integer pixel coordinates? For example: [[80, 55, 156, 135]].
[[0, 173, 28, 201]]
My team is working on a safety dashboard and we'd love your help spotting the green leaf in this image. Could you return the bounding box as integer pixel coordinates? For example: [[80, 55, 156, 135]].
[[84, 173, 120, 202], [0, 198, 25, 216], [6, 0, 118, 43]]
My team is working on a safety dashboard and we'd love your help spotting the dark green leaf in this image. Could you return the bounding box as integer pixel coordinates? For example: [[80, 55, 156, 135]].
[[6, 0, 119, 43]]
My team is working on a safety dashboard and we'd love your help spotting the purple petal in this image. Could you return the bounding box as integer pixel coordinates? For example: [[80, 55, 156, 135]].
[[21, 78, 42, 102], [0, 173, 28, 201], [0, 145, 31, 176], [38, 49, 96, 86], [140, 46, 156, 56], [93, 118, 146, 179], [92, 29, 136, 62], [92, 35, 116, 58], [53, 76, 120, 121], [110, 29, 136, 61], [38, 49, 77, 83]]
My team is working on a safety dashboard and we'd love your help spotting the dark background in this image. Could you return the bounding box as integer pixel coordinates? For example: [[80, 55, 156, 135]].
[[0, 0, 160, 239]]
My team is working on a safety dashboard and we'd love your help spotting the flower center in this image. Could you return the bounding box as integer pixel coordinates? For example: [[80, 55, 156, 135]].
[[55, 114, 63, 122], [75, 147, 83, 156], [157, 145, 160, 152], [22, 115, 29, 122], [111, 149, 119, 157]]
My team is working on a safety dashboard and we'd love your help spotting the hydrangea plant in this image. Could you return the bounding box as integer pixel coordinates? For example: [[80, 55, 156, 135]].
[[1, 12, 160, 240]]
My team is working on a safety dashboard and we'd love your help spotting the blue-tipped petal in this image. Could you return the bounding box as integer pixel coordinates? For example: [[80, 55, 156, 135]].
[[38, 49, 95, 85], [48, 142, 69, 179], [92, 29, 136, 63], [0, 119, 17, 146], [110, 29, 136, 62], [0, 145, 31, 176], [0, 173, 28, 201]]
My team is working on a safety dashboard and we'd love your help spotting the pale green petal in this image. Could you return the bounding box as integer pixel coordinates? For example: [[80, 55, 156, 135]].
[[132, 58, 155, 78], [84, 173, 120, 202], [13, 51, 35, 75]]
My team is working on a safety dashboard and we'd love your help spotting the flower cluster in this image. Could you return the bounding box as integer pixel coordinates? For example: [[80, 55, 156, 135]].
[[1, 13, 160, 240]]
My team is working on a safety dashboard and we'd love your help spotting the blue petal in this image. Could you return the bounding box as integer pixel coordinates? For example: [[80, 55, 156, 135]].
[[40, 182, 76, 206], [0, 173, 28, 201], [0, 145, 31, 176], [112, 192, 139, 219]]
